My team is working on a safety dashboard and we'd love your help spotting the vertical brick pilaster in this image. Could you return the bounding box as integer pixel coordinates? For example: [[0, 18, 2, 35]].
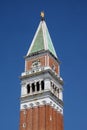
[[38, 106, 45, 130], [60, 114, 64, 130], [52, 109, 57, 130], [19, 110, 25, 130], [26, 108, 32, 130], [61, 115, 64, 130], [49, 106, 53, 130], [55, 110, 57, 130], [32, 107, 38, 130], [58, 112, 61, 130], [57, 112, 58, 130], [45, 105, 50, 130], [57, 112, 64, 130]]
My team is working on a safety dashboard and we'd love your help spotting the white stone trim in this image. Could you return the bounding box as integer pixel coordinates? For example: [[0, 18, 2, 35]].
[[42, 21, 47, 50], [25, 60, 26, 72], [20, 97, 63, 114], [58, 64, 60, 77]]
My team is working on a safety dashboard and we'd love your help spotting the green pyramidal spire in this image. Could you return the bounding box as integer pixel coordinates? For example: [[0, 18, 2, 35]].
[[27, 15, 57, 58]]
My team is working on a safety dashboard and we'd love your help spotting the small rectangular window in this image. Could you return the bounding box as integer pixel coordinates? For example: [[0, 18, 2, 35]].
[[27, 84, 30, 93], [41, 81, 44, 90]]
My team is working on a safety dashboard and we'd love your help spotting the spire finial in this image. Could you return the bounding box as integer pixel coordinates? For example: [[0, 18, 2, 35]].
[[40, 11, 45, 21]]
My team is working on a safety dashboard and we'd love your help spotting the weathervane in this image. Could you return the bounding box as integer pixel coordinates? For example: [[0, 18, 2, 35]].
[[40, 11, 45, 21]]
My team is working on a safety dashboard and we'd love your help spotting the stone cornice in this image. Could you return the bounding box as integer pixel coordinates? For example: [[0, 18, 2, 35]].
[[20, 91, 63, 107], [20, 97, 63, 114], [20, 67, 63, 85]]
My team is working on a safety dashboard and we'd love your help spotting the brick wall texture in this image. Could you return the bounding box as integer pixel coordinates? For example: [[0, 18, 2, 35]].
[[19, 105, 63, 130], [26, 54, 59, 74]]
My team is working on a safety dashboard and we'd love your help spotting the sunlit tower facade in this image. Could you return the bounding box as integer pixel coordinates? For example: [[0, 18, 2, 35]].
[[19, 12, 64, 130]]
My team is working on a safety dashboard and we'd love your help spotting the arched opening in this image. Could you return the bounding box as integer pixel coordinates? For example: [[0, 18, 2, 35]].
[[32, 83, 35, 92], [37, 82, 40, 91], [27, 84, 30, 94], [41, 80, 44, 90]]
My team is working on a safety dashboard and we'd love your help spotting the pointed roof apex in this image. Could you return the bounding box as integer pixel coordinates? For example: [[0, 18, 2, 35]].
[[40, 11, 45, 21], [27, 13, 57, 58]]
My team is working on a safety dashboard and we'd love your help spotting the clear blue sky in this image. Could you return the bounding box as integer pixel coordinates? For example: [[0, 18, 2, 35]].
[[0, 0, 87, 130]]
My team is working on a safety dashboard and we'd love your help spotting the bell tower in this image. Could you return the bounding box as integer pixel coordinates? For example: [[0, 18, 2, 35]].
[[19, 12, 64, 130]]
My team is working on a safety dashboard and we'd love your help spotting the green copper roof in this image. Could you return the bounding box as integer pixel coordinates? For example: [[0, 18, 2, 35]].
[[30, 27, 44, 53], [27, 20, 57, 58], [45, 26, 57, 58]]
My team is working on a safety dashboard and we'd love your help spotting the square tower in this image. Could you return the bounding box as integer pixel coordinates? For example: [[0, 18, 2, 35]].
[[19, 12, 64, 130]]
